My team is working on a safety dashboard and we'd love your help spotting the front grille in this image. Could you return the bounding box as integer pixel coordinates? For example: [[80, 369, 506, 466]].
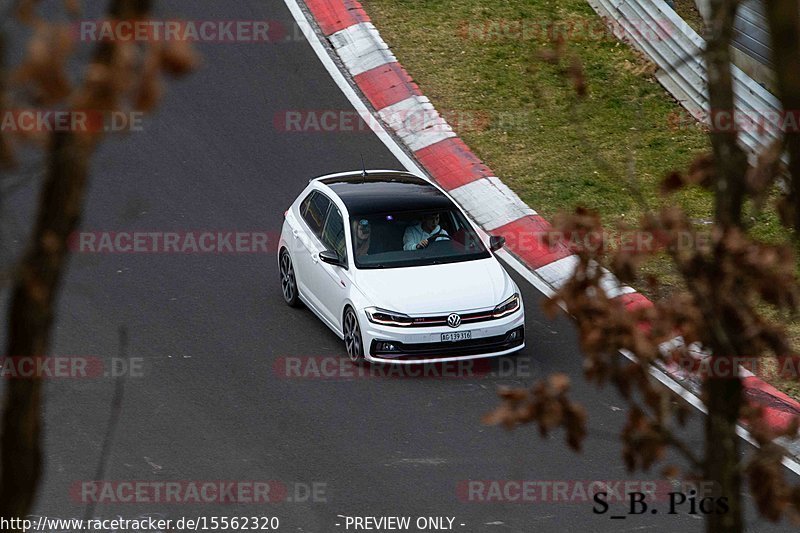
[[370, 327, 524, 360], [407, 309, 495, 327]]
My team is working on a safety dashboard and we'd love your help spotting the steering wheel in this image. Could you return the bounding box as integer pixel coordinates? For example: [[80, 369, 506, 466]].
[[427, 230, 450, 243]]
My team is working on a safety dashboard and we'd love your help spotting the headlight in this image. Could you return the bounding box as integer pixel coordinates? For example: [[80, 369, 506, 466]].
[[492, 293, 520, 318], [365, 307, 413, 327]]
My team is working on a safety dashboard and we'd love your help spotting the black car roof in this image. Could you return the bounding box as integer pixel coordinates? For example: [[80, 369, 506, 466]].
[[319, 172, 455, 216]]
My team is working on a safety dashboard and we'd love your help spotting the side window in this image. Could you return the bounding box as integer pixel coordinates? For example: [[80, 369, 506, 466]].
[[300, 191, 331, 238], [321, 206, 347, 265]]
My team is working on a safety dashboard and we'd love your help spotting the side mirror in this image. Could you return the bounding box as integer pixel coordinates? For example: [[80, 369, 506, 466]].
[[489, 235, 506, 252], [319, 250, 343, 267]]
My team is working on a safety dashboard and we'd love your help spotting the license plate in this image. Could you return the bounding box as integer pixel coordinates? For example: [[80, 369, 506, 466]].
[[441, 331, 472, 342]]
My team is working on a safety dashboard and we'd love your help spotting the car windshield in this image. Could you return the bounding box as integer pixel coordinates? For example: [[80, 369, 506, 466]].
[[349, 208, 490, 269]]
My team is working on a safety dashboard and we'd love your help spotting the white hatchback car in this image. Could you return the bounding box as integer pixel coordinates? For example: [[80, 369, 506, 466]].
[[278, 170, 525, 364]]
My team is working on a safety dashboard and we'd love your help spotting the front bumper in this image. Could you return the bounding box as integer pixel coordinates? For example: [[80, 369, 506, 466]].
[[360, 307, 525, 365]]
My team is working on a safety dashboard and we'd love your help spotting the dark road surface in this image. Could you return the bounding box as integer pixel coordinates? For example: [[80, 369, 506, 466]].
[[0, 1, 793, 532]]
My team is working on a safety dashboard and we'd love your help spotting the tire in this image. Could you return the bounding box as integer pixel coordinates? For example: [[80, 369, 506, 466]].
[[343, 307, 367, 366], [279, 249, 301, 308]]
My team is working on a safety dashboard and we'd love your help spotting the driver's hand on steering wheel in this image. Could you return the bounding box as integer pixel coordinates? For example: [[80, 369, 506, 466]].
[[416, 238, 429, 249]]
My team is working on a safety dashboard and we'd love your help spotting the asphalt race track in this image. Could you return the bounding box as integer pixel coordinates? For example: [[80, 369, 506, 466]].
[[0, 1, 795, 532]]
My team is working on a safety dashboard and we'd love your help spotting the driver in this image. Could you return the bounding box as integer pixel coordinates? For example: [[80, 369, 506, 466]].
[[403, 212, 449, 250]]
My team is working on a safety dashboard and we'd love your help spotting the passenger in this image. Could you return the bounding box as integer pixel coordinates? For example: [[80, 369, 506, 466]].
[[353, 219, 371, 256], [403, 213, 448, 250]]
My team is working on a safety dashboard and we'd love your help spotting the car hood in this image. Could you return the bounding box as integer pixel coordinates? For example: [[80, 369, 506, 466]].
[[354, 257, 514, 314]]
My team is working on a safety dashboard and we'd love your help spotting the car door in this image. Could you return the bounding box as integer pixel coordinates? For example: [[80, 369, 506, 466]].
[[305, 203, 349, 331], [293, 190, 331, 313]]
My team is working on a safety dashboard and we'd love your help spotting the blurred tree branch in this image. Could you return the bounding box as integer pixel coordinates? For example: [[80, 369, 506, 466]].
[[486, 1, 800, 531], [764, 0, 800, 231], [0, 0, 196, 528]]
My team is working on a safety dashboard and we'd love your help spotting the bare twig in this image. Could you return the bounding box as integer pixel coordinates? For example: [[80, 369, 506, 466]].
[[82, 326, 129, 523]]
